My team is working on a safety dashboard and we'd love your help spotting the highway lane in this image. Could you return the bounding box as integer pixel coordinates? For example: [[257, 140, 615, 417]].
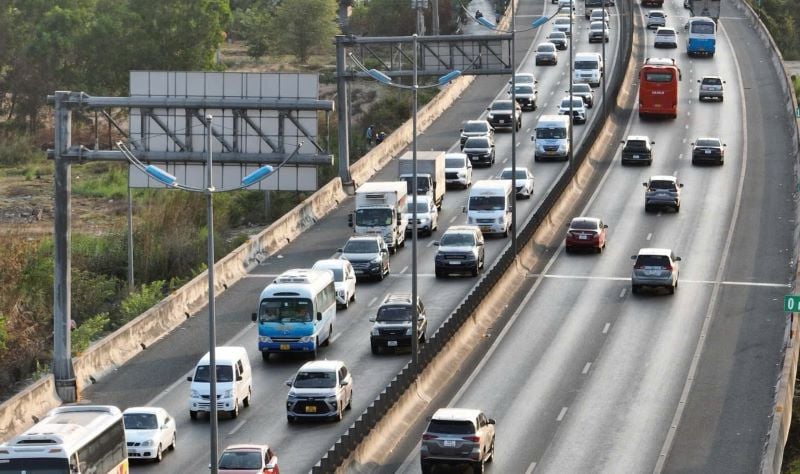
[[387, 0, 794, 473], [79, 0, 625, 472]]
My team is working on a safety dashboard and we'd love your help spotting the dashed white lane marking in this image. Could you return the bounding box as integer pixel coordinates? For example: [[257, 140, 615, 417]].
[[368, 296, 378, 307], [678, 153, 683, 160], [400, 266, 408, 274], [533, 273, 789, 287], [582, 362, 592, 374], [525, 462, 537, 474], [619, 288, 627, 298], [449, 215, 458, 223], [556, 407, 568, 421], [503, 158, 509, 163], [330, 332, 342, 344], [426, 240, 436, 248], [646, 232, 653, 241], [682, 138, 687, 143], [602, 322, 611, 334], [228, 419, 247, 436]]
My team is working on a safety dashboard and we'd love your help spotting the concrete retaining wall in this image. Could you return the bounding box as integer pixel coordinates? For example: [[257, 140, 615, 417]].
[[0, 376, 60, 442]]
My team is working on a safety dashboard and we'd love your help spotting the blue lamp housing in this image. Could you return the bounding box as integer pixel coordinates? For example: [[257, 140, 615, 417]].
[[241, 165, 274, 187], [145, 165, 177, 186], [531, 16, 549, 28], [437, 70, 462, 86], [477, 17, 496, 30], [367, 69, 393, 85]]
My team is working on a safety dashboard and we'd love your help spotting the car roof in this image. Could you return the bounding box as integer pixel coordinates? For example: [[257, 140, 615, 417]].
[[408, 194, 432, 203], [444, 225, 480, 233], [348, 234, 382, 241], [701, 75, 722, 80], [626, 135, 650, 141], [464, 119, 489, 126], [695, 137, 721, 142], [649, 175, 678, 181], [298, 360, 344, 372], [570, 217, 601, 225], [645, 57, 676, 66], [445, 152, 468, 159], [636, 248, 674, 257], [431, 408, 482, 421], [500, 166, 529, 173], [656, 27, 676, 33], [537, 42, 556, 48], [223, 444, 270, 452], [312, 259, 349, 270], [123, 407, 165, 415], [491, 99, 514, 106], [649, 9, 665, 14], [548, 31, 566, 36]]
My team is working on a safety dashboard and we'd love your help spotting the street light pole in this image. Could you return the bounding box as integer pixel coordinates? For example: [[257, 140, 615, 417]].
[[411, 32, 420, 370], [602, 0, 607, 118], [206, 114, 219, 474], [568, 1, 574, 171], [510, 0, 518, 255]]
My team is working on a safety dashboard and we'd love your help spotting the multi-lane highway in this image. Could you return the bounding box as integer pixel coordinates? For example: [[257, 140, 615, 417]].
[[78, 0, 795, 473]]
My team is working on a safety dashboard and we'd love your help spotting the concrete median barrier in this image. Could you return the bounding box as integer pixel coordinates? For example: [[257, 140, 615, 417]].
[[0, 376, 60, 442]]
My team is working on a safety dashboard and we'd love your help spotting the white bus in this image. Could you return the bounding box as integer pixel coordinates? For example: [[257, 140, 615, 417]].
[[251, 268, 337, 361], [0, 405, 128, 474]]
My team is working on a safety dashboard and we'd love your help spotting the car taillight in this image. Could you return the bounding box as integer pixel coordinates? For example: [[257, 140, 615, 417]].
[[664, 264, 672, 270], [422, 434, 438, 440], [634, 264, 643, 269], [463, 435, 481, 442]]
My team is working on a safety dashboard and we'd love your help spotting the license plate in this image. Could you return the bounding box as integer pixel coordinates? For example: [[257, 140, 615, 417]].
[[499, 119, 505, 123], [448, 260, 461, 265], [654, 104, 661, 108], [633, 155, 640, 159], [480, 226, 492, 232], [354, 270, 364, 274], [705, 150, 711, 154], [280, 344, 290, 351], [579, 235, 587, 240], [387, 340, 398, 347], [444, 440, 456, 447], [305, 406, 317, 413]]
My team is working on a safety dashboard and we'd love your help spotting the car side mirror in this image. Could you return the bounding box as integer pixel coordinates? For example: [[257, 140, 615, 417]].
[[340, 379, 350, 386], [236, 373, 243, 381], [679, 183, 684, 188], [675, 256, 682, 261], [316, 312, 322, 321], [433, 241, 440, 246], [459, 128, 464, 132], [604, 224, 609, 228], [347, 214, 353, 227], [723, 143, 727, 147], [462, 206, 467, 213], [491, 144, 495, 147], [620, 140, 625, 144], [369, 316, 376, 322], [337, 248, 343, 253], [697, 80, 701, 83], [691, 142, 695, 146], [266, 461, 277, 470], [187, 376, 193, 382], [531, 136, 535, 142], [486, 106, 491, 111], [477, 241, 484, 246], [251, 312, 257, 322], [631, 255, 637, 260], [488, 418, 496, 424], [285, 378, 293, 387]]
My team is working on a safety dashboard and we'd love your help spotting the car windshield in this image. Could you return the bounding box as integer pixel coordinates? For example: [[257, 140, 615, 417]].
[[548, 32, 565, 39], [572, 84, 591, 93], [650, 11, 664, 17], [555, 18, 570, 25], [440, 232, 475, 246], [491, 101, 512, 111], [702, 77, 722, 85], [570, 219, 598, 230], [465, 137, 490, 148], [313, 265, 343, 281], [469, 195, 505, 211], [446, 158, 465, 168], [696, 139, 721, 147], [377, 305, 412, 322], [354, 208, 392, 226], [293, 370, 336, 388], [591, 23, 607, 30], [427, 420, 475, 435], [342, 239, 379, 253], [123, 413, 158, 430], [193, 364, 234, 383], [635, 255, 671, 267], [560, 98, 583, 108], [463, 122, 488, 133], [515, 75, 534, 84], [625, 140, 648, 150], [649, 180, 677, 190], [406, 201, 429, 213], [500, 170, 528, 179], [258, 298, 314, 323], [513, 85, 534, 94], [575, 60, 598, 69], [537, 127, 567, 139], [218, 451, 262, 470]]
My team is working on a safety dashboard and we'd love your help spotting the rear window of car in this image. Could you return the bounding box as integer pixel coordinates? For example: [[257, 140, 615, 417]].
[[570, 219, 598, 230], [575, 60, 599, 69], [649, 180, 677, 190], [657, 29, 676, 36], [696, 138, 720, 147], [625, 140, 648, 150], [635, 255, 671, 267], [538, 44, 555, 52], [702, 77, 722, 85], [446, 158, 465, 168], [427, 420, 475, 435]]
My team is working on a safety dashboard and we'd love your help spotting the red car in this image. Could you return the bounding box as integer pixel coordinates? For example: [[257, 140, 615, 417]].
[[565, 217, 607, 253], [218, 444, 279, 474]]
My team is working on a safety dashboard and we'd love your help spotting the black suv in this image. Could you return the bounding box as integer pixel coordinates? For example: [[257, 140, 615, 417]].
[[369, 293, 427, 354], [434, 225, 485, 277], [486, 100, 522, 131], [621, 135, 655, 166], [691, 137, 726, 165], [338, 234, 390, 281]]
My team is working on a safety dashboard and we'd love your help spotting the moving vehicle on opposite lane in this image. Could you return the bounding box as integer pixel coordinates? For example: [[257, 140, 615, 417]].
[[420, 408, 496, 473]]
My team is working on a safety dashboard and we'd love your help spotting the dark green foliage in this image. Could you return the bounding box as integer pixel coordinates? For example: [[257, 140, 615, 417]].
[[0, 134, 43, 166], [752, 0, 800, 59]]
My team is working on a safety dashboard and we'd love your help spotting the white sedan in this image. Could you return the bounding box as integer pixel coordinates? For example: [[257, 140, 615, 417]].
[[123, 407, 176, 462], [312, 259, 357, 309], [498, 167, 535, 199]]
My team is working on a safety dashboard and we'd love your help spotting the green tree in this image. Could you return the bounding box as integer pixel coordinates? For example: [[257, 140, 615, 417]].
[[271, 0, 340, 63], [236, 5, 275, 58], [347, 0, 415, 37]]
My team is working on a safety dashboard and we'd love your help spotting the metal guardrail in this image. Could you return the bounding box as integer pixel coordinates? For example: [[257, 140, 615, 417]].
[[312, 0, 635, 470]]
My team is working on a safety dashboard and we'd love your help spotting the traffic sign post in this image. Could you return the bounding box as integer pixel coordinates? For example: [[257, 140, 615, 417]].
[[784, 295, 800, 312]]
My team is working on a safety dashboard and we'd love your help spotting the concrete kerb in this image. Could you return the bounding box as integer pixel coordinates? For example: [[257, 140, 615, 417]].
[[730, 1, 800, 472], [0, 375, 59, 442]]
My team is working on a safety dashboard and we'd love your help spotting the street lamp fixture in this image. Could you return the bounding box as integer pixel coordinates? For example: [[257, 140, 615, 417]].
[[117, 126, 298, 474]]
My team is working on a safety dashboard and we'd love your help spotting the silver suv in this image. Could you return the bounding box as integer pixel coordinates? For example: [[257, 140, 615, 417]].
[[420, 408, 496, 473], [369, 293, 427, 354], [434, 225, 485, 277], [285, 360, 353, 422], [643, 175, 683, 212], [698, 75, 725, 101], [631, 248, 681, 294]]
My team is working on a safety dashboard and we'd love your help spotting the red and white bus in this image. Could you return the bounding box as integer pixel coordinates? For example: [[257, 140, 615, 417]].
[[0, 405, 128, 474], [638, 58, 681, 119]]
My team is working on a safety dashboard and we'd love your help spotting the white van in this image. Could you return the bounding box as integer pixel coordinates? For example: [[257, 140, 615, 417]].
[[465, 180, 513, 237], [187, 346, 252, 419], [532, 115, 571, 162], [573, 52, 604, 87]]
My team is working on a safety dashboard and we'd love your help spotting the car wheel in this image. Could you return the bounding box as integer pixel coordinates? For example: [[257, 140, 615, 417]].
[[471, 265, 479, 277], [596, 245, 602, 254], [718, 158, 724, 165], [243, 388, 251, 407], [645, 204, 652, 213], [692, 158, 698, 165], [719, 96, 724, 102], [488, 439, 495, 462], [346, 391, 353, 410], [435, 269, 443, 278], [474, 459, 485, 474], [675, 203, 681, 212], [421, 461, 433, 474], [189, 410, 198, 420], [632, 285, 640, 294], [287, 415, 295, 424], [647, 159, 652, 166], [261, 351, 270, 362], [371, 343, 379, 355], [351, 291, 356, 302], [170, 432, 176, 450], [322, 325, 332, 346], [155, 444, 163, 463], [420, 332, 426, 344], [668, 284, 676, 295], [231, 401, 239, 419], [335, 402, 343, 422]]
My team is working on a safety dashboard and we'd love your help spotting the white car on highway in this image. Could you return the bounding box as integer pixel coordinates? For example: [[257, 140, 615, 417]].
[[498, 167, 535, 199], [312, 259, 357, 309], [123, 407, 177, 462]]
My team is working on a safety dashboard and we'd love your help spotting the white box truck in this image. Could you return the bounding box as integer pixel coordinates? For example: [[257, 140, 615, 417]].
[[351, 181, 408, 253], [398, 151, 446, 210], [465, 180, 513, 237]]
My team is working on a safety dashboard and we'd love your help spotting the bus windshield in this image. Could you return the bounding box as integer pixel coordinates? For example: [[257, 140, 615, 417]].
[[258, 298, 313, 323], [469, 195, 505, 211]]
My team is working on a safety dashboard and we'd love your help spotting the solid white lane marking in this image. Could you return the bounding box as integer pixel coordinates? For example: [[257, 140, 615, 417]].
[[582, 362, 592, 374], [400, 266, 408, 274], [449, 215, 458, 223], [646, 232, 653, 241], [228, 419, 247, 436], [602, 323, 611, 335], [525, 462, 537, 474], [557, 407, 568, 421], [368, 296, 378, 307]]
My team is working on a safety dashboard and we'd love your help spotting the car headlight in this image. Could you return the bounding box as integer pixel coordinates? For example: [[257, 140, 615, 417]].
[[405, 328, 413, 336], [371, 327, 380, 336], [457, 171, 466, 178], [141, 440, 153, 447], [325, 395, 339, 403], [370, 256, 382, 264], [223, 389, 233, 398], [191, 389, 200, 398], [299, 335, 313, 343], [258, 336, 272, 343], [487, 113, 494, 119], [497, 217, 504, 224]]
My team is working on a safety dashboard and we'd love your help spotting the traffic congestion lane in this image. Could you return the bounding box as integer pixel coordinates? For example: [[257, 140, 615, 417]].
[[86, 0, 628, 471]]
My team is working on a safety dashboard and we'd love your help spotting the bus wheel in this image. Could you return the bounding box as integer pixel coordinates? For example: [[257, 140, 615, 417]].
[[322, 326, 332, 346], [261, 351, 270, 362], [189, 410, 198, 420]]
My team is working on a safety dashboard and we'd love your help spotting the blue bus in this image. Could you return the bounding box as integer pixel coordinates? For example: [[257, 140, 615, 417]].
[[686, 17, 716, 57], [252, 269, 337, 361]]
